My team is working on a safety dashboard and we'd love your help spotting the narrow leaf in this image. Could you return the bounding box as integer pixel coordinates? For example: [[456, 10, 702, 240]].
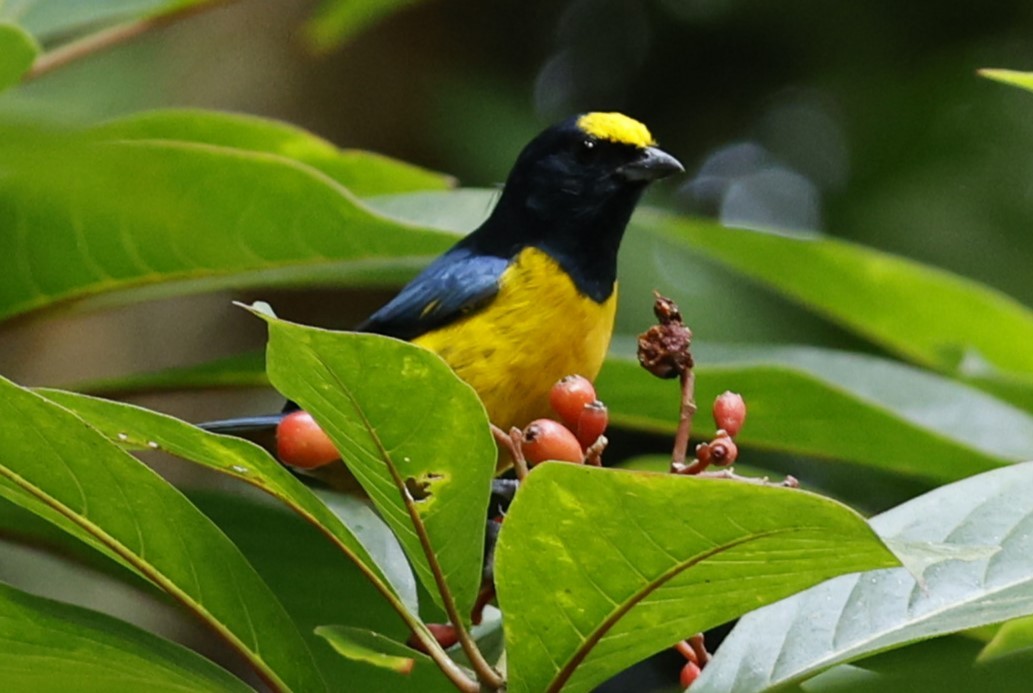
[[979, 68, 1033, 94], [0, 580, 250, 692], [495, 464, 897, 693], [694, 461, 1033, 692], [257, 311, 496, 623], [315, 625, 428, 674], [0, 376, 325, 692], [93, 109, 453, 196]]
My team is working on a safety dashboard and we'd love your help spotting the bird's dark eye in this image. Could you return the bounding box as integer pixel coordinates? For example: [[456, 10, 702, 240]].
[[576, 137, 599, 163]]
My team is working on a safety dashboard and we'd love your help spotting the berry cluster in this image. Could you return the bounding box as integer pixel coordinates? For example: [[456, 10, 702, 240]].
[[520, 375, 609, 467], [672, 391, 746, 475]]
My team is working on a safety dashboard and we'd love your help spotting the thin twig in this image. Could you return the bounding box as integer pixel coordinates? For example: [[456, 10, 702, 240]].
[[670, 369, 697, 468], [25, 0, 243, 81], [490, 425, 529, 482]]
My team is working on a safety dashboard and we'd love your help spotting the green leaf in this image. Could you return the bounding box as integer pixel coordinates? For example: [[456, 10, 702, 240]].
[[600, 343, 1033, 481], [0, 580, 250, 692], [694, 460, 1033, 692], [0, 1, 203, 40], [71, 350, 267, 396], [0, 376, 325, 692], [0, 123, 458, 322], [637, 209, 1033, 378], [315, 625, 428, 674], [979, 615, 1033, 663], [192, 491, 455, 692], [92, 109, 453, 196], [257, 312, 496, 624], [37, 387, 418, 616], [495, 464, 897, 693], [0, 22, 38, 91], [304, 0, 427, 53], [979, 68, 1033, 95]]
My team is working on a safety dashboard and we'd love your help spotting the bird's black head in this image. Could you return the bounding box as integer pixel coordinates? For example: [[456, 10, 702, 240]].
[[470, 112, 684, 301]]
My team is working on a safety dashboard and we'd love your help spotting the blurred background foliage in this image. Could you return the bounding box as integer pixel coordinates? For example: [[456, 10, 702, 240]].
[[4, 0, 1033, 689], [5, 0, 1033, 498]]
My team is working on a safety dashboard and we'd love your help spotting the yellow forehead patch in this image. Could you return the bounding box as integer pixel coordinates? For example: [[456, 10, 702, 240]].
[[576, 112, 655, 148]]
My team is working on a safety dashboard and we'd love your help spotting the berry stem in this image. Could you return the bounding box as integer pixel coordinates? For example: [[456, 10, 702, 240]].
[[699, 468, 800, 488], [582, 435, 607, 466], [688, 632, 711, 666], [671, 369, 698, 468]]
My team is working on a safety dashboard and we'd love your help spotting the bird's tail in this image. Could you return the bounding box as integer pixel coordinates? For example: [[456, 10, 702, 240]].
[[198, 414, 284, 436]]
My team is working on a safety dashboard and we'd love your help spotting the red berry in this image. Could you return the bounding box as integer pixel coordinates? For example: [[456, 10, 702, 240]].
[[575, 400, 609, 449], [550, 375, 597, 428], [521, 419, 584, 466], [276, 411, 339, 469], [708, 435, 738, 466], [407, 623, 458, 653], [712, 391, 746, 437], [680, 661, 701, 688]]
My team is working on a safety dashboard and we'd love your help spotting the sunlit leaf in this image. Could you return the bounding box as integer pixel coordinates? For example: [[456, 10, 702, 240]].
[[496, 463, 897, 693], [979, 68, 1033, 95], [257, 312, 496, 624], [0, 123, 457, 322], [694, 461, 1033, 692], [0, 580, 251, 692], [0, 376, 325, 691]]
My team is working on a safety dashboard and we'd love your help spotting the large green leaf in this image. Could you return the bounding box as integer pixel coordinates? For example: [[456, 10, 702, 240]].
[[0, 375, 325, 692], [37, 387, 418, 617], [304, 0, 428, 53], [92, 109, 453, 196], [694, 460, 1033, 692], [0, 580, 250, 692], [0, 123, 458, 322], [599, 343, 1033, 481], [258, 312, 496, 624], [0, 22, 37, 91], [495, 463, 897, 693], [636, 209, 1033, 378]]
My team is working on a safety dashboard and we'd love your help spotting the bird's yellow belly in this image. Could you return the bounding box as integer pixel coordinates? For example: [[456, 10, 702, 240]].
[[413, 247, 617, 432]]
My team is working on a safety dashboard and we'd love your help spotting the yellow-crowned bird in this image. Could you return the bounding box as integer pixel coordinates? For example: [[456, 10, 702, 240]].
[[203, 112, 682, 449]]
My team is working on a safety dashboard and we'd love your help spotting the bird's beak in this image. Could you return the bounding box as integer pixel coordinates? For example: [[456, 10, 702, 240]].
[[619, 146, 685, 182]]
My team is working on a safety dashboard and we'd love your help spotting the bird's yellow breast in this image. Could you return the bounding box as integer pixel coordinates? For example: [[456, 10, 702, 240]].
[[413, 247, 617, 432]]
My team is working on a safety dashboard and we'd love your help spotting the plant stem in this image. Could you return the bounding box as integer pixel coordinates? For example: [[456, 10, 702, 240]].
[[670, 369, 697, 468], [25, 0, 243, 81]]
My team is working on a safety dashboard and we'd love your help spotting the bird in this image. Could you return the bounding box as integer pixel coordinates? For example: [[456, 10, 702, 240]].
[[202, 112, 683, 453]]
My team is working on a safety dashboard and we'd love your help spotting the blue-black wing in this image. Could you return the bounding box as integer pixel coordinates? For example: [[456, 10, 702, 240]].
[[356, 246, 511, 341]]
